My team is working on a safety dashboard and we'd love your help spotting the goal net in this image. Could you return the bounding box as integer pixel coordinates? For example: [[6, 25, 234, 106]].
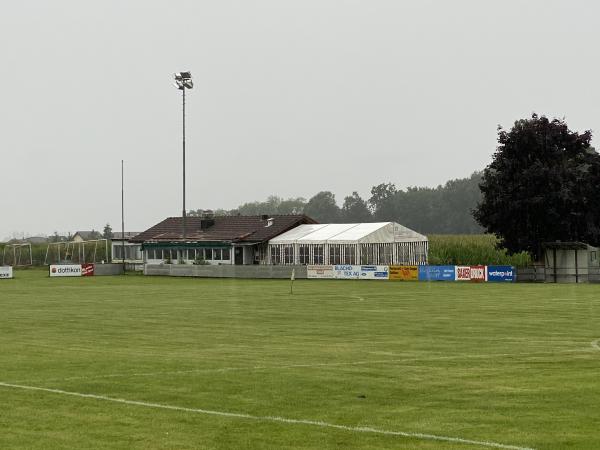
[[44, 239, 110, 265], [2, 243, 33, 266]]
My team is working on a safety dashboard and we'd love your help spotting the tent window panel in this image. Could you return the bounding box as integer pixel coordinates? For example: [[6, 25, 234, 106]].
[[329, 245, 341, 265], [343, 245, 356, 265], [299, 245, 310, 264], [313, 245, 324, 265], [381, 244, 392, 265], [361, 244, 375, 265], [270, 246, 281, 265], [283, 246, 294, 264]]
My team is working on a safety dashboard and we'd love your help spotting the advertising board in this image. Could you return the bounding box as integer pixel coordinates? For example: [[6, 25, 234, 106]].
[[81, 263, 95, 277], [333, 265, 361, 279], [359, 265, 389, 280], [307, 265, 334, 279], [418, 265, 456, 281], [469, 265, 486, 281], [49, 264, 82, 277], [456, 265, 486, 281], [389, 265, 418, 281], [487, 266, 515, 282], [0, 266, 13, 279]]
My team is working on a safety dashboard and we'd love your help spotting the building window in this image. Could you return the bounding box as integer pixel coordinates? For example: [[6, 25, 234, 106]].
[[213, 249, 222, 261], [204, 248, 213, 260], [222, 248, 230, 260]]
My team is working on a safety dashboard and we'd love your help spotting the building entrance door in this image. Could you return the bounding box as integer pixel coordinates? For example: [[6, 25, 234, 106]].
[[234, 247, 243, 265]]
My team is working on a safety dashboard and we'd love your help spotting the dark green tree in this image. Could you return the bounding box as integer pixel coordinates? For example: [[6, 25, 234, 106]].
[[474, 114, 600, 259], [369, 182, 397, 218], [304, 191, 341, 223], [341, 192, 372, 222], [102, 224, 113, 239]]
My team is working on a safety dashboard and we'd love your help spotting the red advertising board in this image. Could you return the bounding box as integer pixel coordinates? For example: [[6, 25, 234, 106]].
[[81, 264, 95, 276], [456, 266, 471, 281], [455, 265, 486, 281], [469, 265, 486, 282]]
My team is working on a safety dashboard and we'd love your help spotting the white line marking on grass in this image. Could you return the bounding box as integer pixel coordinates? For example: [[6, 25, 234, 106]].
[[592, 339, 600, 351], [0, 381, 535, 450]]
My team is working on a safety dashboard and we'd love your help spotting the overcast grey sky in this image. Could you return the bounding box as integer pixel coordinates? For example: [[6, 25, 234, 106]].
[[1, 0, 598, 240]]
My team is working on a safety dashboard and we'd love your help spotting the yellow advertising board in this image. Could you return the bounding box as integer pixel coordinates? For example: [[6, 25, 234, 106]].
[[389, 265, 418, 281]]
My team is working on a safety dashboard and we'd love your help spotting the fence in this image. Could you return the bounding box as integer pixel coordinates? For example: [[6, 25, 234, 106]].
[[142, 263, 600, 283]]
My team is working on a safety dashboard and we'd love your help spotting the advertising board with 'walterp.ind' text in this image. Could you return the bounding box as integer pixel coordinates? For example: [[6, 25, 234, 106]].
[[487, 266, 515, 282]]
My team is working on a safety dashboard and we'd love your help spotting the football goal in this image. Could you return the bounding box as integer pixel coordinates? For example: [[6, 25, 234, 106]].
[[44, 239, 109, 265], [2, 243, 33, 267]]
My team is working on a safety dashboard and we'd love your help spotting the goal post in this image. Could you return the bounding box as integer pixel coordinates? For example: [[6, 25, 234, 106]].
[[44, 239, 109, 265], [2, 243, 33, 267]]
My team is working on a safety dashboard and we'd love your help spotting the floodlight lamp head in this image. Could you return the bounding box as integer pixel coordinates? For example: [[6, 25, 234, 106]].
[[174, 71, 193, 89]]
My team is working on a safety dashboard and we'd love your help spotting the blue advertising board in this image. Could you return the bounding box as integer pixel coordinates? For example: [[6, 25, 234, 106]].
[[486, 266, 515, 282], [418, 265, 456, 281]]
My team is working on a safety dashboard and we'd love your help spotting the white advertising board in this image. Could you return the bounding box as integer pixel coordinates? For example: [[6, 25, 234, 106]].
[[49, 264, 82, 277], [307, 265, 334, 279], [359, 265, 389, 280], [333, 265, 361, 279], [0, 266, 13, 279]]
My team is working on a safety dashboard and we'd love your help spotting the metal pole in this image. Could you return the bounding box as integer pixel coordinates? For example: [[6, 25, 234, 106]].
[[122, 160, 126, 272], [182, 87, 186, 239]]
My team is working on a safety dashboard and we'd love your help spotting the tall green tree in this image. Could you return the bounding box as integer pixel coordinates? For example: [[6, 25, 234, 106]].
[[369, 182, 397, 219], [102, 224, 113, 239], [341, 192, 372, 222], [304, 191, 341, 223], [474, 114, 600, 259]]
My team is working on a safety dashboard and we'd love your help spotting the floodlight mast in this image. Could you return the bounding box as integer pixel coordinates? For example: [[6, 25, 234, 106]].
[[174, 71, 193, 239]]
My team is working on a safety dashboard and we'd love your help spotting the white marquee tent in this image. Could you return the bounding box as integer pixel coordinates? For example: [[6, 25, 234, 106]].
[[267, 222, 428, 265]]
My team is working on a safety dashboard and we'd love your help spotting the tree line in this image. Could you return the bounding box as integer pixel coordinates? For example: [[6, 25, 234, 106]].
[[189, 172, 484, 234]]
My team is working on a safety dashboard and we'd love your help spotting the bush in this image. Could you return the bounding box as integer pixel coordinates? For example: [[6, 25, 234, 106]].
[[427, 235, 532, 267]]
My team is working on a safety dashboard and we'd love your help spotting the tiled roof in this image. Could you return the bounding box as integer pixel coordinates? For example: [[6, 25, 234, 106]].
[[73, 231, 96, 239], [131, 215, 317, 244], [112, 232, 142, 240]]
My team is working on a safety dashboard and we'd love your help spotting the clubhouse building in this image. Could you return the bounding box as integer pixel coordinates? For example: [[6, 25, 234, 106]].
[[134, 214, 428, 266]]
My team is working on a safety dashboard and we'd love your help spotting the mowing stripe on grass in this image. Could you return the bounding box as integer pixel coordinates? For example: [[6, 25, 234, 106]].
[[11, 347, 588, 385], [0, 381, 534, 450]]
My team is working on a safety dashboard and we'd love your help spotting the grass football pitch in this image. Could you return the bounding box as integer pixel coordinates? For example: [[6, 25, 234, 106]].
[[1, 269, 599, 449]]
